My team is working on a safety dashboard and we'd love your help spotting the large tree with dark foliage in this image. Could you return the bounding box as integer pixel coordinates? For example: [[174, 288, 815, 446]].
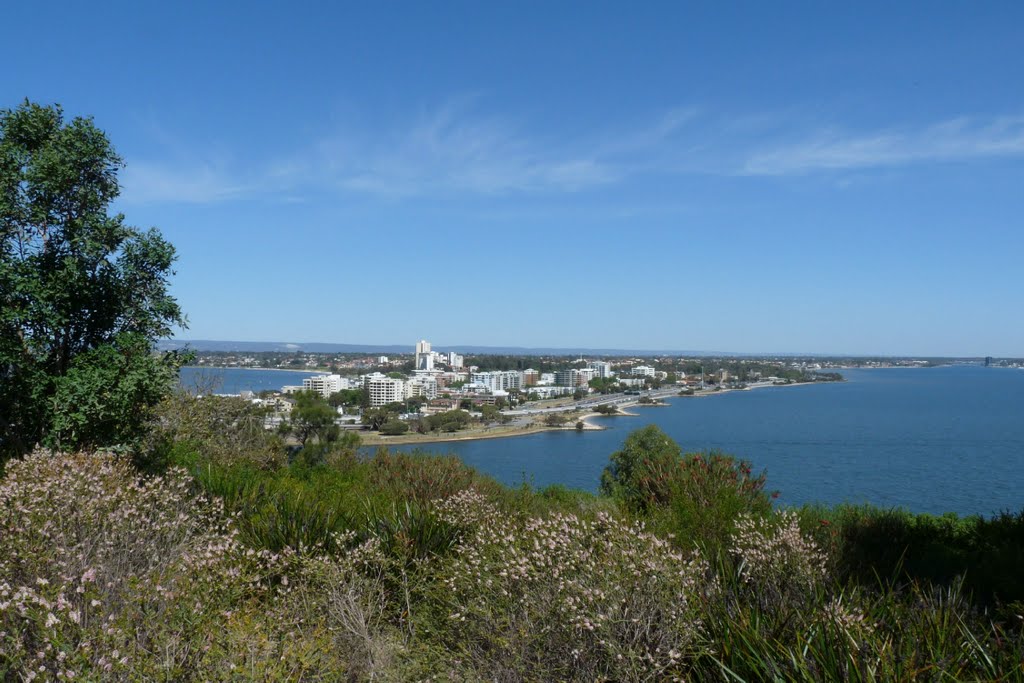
[[0, 101, 185, 458]]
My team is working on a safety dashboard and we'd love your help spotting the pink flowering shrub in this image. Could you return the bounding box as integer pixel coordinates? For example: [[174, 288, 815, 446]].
[[730, 510, 829, 605], [0, 449, 379, 680], [436, 500, 710, 682]]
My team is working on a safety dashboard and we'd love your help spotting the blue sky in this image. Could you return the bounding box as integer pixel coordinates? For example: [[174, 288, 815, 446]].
[[5, 2, 1023, 356]]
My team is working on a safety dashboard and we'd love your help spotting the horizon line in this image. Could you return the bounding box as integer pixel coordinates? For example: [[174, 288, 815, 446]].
[[161, 338, 1010, 360]]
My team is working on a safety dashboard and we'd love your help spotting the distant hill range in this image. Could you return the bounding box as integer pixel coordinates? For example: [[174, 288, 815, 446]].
[[156, 339, 753, 357]]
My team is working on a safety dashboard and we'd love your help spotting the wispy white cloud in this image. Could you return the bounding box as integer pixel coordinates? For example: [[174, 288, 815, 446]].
[[119, 161, 252, 204], [742, 116, 1024, 175], [327, 103, 620, 196], [118, 100, 690, 203], [118, 104, 1024, 204]]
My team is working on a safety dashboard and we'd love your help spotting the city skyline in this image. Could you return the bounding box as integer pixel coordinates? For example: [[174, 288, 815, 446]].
[[5, 3, 1023, 356]]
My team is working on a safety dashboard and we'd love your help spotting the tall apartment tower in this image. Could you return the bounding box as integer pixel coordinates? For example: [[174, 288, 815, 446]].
[[415, 339, 434, 371]]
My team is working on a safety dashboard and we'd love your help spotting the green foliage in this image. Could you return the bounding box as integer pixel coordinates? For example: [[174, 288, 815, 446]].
[[0, 101, 185, 458], [284, 390, 339, 446], [48, 333, 182, 450], [592, 403, 619, 415], [601, 428, 774, 553], [543, 412, 571, 427], [7, 430, 1024, 680], [424, 409, 470, 433], [327, 387, 366, 408], [588, 376, 621, 394], [804, 504, 1024, 610], [362, 406, 398, 430], [665, 451, 774, 553], [599, 424, 681, 511], [146, 391, 286, 471], [379, 419, 410, 436]]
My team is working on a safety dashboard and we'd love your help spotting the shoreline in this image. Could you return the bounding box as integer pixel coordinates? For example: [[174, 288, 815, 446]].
[[182, 365, 322, 373], [362, 380, 835, 447], [360, 421, 592, 446]]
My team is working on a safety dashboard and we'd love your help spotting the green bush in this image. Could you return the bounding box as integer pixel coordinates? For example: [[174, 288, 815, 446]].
[[665, 451, 774, 553], [379, 420, 410, 436], [601, 426, 774, 553], [600, 425, 684, 512], [803, 504, 1024, 609]]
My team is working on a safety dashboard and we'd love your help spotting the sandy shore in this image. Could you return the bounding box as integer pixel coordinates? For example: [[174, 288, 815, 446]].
[[360, 420, 598, 446]]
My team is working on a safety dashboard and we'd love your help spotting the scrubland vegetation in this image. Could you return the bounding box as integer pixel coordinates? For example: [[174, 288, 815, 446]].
[[3, 395, 1024, 681]]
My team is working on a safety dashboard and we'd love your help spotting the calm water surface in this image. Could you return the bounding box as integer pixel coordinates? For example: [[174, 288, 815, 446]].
[[390, 366, 1024, 516], [178, 366, 318, 394]]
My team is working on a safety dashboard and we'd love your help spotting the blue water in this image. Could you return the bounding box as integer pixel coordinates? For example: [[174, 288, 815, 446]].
[[178, 366, 318, 395], [390, 366, 1024, 517]]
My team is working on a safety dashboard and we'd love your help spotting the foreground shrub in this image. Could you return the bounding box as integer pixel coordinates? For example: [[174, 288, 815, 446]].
[[601, 426, 774, 552], [690, 510, 1023, 682], [147, 392, 286, 470], [807, 505, 1024, 610], [0, 449, 378, 680], [433, 499, 711, 682]]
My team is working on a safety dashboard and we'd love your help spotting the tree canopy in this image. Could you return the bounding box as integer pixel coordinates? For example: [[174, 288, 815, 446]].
[[0, 101, 185, 457]]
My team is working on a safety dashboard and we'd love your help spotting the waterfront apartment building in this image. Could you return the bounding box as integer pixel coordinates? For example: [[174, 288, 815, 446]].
[[522, 368, 540, 385], [470, 370, 523, 392], [632, 365, 656, 377], [368, 377, 406, 407], [303, 374, 348, 397], [554, 368, 596, 388], [587, 361, 614, 378]]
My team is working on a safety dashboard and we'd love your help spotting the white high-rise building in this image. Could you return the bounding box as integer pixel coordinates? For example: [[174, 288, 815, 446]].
[[632, 365, 656, 377], [587, 361, 614, 378], [406, 375, 438, 400], [415, 339, 433, 371], [447, 351, 464, 369], [368, 377, 406, 407], [303, 374, 347, 397]]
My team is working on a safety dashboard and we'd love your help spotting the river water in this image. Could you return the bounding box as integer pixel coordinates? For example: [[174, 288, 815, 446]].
[[179, 365, 1024, 516], [390, 366, 1024, 516]]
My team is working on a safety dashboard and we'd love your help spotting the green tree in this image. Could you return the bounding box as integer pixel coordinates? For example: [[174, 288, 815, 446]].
[[1, 101, 186, 458], [284, 391, 339, 446], [379, 420, 410, 436], [425, 409, 471, 432], [361, 407, 396, 431], [599, 425, 681, 511], [543, 413, 570, 427], [327, 388, 365, 408]]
